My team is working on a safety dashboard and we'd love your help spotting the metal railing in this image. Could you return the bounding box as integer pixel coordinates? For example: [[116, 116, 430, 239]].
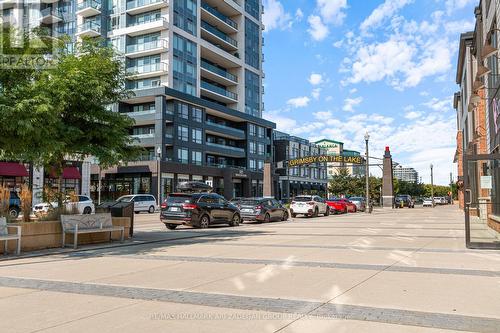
[[201, 21, 237, 47], [201, 80, 237, 100], [206, 120, 244, 135], [206, 142, 245, 153], [126, 62, 167, 74], [201, 2, 237, 29], [126, 0, 167, 10], [77, 0, 101, 12], [126, 39, 167, 53], [129, 16, 167, 27], [77, 21, 101, 33], [201, 60, 237, 82]]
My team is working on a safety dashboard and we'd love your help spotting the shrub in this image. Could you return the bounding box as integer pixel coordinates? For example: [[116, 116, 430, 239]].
[[0, 186, 10, 217], [20, 184, 32, 222]]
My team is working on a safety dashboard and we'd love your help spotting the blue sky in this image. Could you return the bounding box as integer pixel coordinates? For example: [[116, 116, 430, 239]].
[[261, 0, 477, 185]]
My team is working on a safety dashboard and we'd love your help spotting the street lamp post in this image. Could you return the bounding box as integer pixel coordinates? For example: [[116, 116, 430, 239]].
[[430, 163, 434, 208], [157, 147, 162, 206], [365, 132, 370, 213]]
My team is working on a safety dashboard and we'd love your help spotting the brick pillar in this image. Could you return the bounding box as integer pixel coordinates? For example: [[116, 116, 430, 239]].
[[382, 147, 394, 208]]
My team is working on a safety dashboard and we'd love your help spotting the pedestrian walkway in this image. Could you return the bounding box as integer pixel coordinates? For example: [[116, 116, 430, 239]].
[[0, 206, 499, 332]]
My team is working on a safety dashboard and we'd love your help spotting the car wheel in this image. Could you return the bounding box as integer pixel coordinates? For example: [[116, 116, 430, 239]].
[[313, 207, 319, 218], [165, 224, 178, 230], [134, 211, 139, 214], [291, 213, 297, 218], [264, 213, 270, 223], [344, 208, 347, 214], [229, 214, 240, 227], [9, 207, 19, 218], [83, 207, 92, 215], [324, 207, 330, 216], [148, 206, 155, 214], [199, 215, 210, 229], [282, 211, 289, 221]]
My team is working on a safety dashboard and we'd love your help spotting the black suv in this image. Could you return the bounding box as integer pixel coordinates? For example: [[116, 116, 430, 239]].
[[160, 193, 241, 230], [238, 198, 289, 223], [395, 195, 415, 208]]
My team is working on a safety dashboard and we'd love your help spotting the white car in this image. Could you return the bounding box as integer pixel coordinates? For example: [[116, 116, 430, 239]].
[[422, 198, 434, 207], [116, 194, 157, 214], [33, 195, 95, 215], [290, 195, 330, 218]]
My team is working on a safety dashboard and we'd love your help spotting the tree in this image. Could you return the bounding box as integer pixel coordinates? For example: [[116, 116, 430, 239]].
[[0, 33, 140, 207], [328, 167, 364, 197]]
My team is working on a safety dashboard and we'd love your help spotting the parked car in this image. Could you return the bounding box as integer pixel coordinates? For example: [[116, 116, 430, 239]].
[[33, 195, 95, 215], [327, 198, 356, 213], [348, 197, 366, 212], [394, 195, 415, 208], [238, 198, 288, 223], [434, 197, 447, 205], [160, 192, 240, 230], [326, 199, 347, 214], [116, 194, 157, 214], [290, 195, 329, 218], [422, 198, 434, 207], [7, 191, 21, 218]]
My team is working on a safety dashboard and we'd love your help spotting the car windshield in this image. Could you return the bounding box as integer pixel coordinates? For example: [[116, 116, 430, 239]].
[[294, 197, 312, 202], [240, 199, 261, 206], [350, 197, 363, 201], [167, 195, 193, 204], [117, 196, 133, 202]]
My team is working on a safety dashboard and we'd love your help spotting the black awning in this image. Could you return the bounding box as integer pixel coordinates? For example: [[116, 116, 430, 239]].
[[312, 184, 321, 190], [301, 183, 312, 190], [289, 183, 300, 190]]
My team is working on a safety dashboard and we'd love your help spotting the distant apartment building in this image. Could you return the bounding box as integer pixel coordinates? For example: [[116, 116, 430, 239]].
[[393, 167, 418, 183], [315, 139, 364, 179], [1, 0, 273, 201]]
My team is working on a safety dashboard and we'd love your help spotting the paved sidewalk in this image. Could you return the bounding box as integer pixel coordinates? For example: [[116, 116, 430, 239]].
[[0, 206, 499, 332]]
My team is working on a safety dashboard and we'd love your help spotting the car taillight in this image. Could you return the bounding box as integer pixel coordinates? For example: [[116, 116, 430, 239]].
[[255, 205, 262, 210], [308, 202, 315, 205], [182, 203, 198, 210], [160, 202, 167, 209]]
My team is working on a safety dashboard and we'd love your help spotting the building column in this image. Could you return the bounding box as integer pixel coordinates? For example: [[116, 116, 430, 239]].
[[382, 146, 394, 208]]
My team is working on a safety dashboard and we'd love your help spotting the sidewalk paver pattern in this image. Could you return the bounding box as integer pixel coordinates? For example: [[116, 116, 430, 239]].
[[0, 206, 499, 332]]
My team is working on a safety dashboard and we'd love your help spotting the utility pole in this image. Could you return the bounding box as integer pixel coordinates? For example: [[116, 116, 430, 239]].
[[430, 164, 434, 208], [365, 132, 370, 213], [157, 147, 162, 206]]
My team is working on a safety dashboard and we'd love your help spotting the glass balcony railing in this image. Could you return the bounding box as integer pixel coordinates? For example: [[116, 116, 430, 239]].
[[201, 60, 237, 82], [126, 39, 166, 53], [77, 0, 101, 12], [207, 163, 245, 169], [201, 2, 237, 29], [206, 142, 245, 153], [40, 7, 62, 18], [127, 0, 166, 10], [129, 16, 166, 27], [126, 62, 166, 74], [206, 120, 245, 135], [201, 21, 237, 47], [77, 21, 101, 33], [201, 81, 238, 100]]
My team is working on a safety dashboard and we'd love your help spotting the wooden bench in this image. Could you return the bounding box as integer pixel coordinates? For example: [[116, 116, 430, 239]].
[[0, 217, 21, 255], [61, 213, 124, 249]]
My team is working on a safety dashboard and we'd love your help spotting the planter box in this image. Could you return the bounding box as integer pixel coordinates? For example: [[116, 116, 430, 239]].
[[0, 217, 131, 254]]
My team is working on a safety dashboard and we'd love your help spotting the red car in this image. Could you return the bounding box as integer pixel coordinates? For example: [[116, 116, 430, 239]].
[[326, 198, 357, 214]]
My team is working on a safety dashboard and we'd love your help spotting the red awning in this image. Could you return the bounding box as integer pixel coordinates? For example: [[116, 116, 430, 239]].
[[49, 167, 81, 179], [0, 162, 29, 177]]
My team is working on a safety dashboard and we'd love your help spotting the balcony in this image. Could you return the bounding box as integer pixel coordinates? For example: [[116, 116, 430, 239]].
[[201, 80, 238, 104], [40, 7, 63, 25], [124, 110, 156, 126], [115, 16, 168, 37], [206, 142, 246, 158], [126, 80, 167, 91], [76, 21, 101, 37], [126, 0, 169, 15], [76, 0, 101, 17], [207, 163, 245, 170], [40, 0, 58, 3], [200, 59, 237, 85], [201, 2, 237, 33], [130, 133, 155, 146], [126, 39, 168, 58], [201, 21, 238, 52], [205, 120, 245, 140], [126, 61, 168, 79]]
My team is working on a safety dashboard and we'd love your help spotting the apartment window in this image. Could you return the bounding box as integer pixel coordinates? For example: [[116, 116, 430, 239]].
[[257, 126, 265, 138], [245, 0, 260, 19], [173, 33, 197, 96], [192, 107, 202, 122], [178, 148, 189, 164], [131, 126, 154, 135], [245, 70, 260, 117], [245, 18, 260, 70], [249, 159, 256, 171], [249, 124, 256, 136], [177, 103, 189, 119], [192, 128, 202, 144], [178, 125, 189, 141], [192, 151, 202, 165], [257, 143, 264, 156], [173, 0, 197, 36], [249, 141, 256, 154], [257, 160, 263, 171], [126, 77, 161, 90]]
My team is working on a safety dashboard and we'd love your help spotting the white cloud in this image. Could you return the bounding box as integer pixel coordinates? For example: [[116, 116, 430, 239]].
[[405, 111, 422, 120], [307, 15, 329, 41], [287, 96, 311, 108], [312, 88, 321, 100], [316, 0, 348, 25], [349, 88, 358, 94], [444, 0, 476, 15], [325, 96, 333, 102], [444, 19, 475, 34], [343, 97, 363, 112], [263, 0, 292, 32], [308, 73, 324, 85], [360, 0, 414, 32], [295, 8, 304, 20], [313, 111, 333, 119], [423, 97, 452, 111]]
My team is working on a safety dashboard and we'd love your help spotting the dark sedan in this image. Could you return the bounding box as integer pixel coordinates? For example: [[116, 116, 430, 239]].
[[238, 198, 289, 223], [160, 193, 241, 230]]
